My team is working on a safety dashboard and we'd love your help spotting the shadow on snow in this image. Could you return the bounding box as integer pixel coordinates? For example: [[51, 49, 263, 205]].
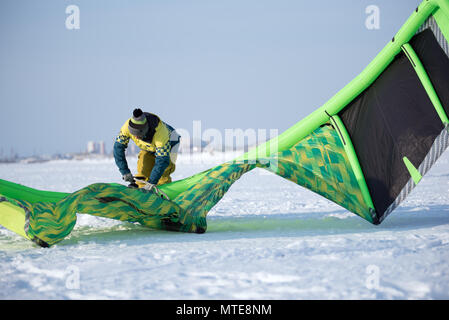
[[56, 204, 449, 247]]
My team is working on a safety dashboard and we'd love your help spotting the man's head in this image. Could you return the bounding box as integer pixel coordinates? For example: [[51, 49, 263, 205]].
[[128, 108, 149, 139]]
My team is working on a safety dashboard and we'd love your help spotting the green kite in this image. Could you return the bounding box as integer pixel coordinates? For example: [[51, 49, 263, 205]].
[[1, 0, 449, 247]]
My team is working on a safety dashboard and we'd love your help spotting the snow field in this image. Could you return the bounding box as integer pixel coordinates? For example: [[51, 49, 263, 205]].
[[1, 151, 449, 299]]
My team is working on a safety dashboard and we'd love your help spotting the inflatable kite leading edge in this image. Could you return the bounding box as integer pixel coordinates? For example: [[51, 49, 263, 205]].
[[1, 0, 449, 247]]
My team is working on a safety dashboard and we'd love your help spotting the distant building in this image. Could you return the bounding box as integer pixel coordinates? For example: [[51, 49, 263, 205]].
[[87, 141, 97, 154], [87, 141, 107, 155], [98, 141, 106, 155]]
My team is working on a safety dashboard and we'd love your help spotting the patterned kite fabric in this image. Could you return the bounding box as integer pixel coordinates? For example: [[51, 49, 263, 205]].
[[0, 125, 369, 247], [264, 124, 372, 221], [1, 184, 184, 246]]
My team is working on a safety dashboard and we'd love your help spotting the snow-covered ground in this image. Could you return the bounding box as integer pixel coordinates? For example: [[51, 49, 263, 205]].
[[1, 151, 449, 300]]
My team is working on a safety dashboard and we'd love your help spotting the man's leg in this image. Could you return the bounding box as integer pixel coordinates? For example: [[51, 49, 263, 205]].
[[157, 161, 175, 185], [136, 150, 155, 188], [157, 146, 178, 185]]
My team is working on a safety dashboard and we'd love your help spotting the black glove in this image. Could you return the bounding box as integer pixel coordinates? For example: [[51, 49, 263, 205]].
[[141, 182, 170, 200], [122, 173, 135, 183], [122, 173, 138, 188]]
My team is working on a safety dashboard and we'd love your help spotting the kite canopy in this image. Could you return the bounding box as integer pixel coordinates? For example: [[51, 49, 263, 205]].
[[1, 0, 449, 247]]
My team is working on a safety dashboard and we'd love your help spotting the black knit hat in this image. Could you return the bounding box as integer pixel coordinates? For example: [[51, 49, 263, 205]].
[[128, 108, 149, 137]]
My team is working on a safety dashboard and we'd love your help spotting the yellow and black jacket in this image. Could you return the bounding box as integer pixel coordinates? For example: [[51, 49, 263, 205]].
[[113, 113, 179, 184]]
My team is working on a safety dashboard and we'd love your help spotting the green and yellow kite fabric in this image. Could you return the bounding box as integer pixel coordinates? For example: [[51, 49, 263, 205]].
[[1, 0, 449, 247], [1, 125, 372, 247]]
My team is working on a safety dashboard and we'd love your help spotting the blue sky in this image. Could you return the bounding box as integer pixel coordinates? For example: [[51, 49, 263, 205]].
[[0, 0, 419, 156]]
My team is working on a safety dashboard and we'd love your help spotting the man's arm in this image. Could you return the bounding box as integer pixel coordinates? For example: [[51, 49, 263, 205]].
[[113, 129, 131, 176], [113, 141, 131, 176], [148, 142, 171, 185]]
